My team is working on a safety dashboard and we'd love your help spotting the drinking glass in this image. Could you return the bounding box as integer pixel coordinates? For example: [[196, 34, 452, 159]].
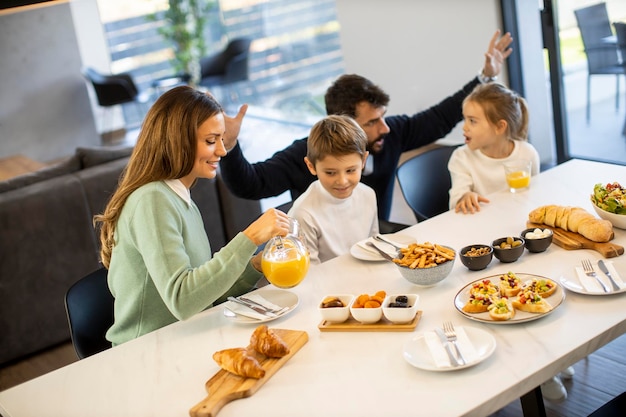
[[504, 160, 532, 193]]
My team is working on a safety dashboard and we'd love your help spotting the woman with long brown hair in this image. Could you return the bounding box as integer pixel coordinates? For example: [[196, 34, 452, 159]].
[[95, 86, 289, 345]]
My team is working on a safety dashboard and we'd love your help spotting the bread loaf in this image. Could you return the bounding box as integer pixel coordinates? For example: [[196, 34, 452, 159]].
[[528, 205, 613, 242]]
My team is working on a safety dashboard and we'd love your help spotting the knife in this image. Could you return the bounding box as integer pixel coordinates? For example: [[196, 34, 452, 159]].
[[227, 297, 277, 317], [434, 328, 460, 367], [365, 242, 395, 262], [598, 260, 621, 291]]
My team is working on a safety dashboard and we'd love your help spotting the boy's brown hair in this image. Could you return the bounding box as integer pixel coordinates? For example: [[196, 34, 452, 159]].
[[306, 115, 367, 165]]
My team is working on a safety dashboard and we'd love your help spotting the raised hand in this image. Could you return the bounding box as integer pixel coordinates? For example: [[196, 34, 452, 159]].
[[482, 30, 514, 78], [223, 103, 249, 151]]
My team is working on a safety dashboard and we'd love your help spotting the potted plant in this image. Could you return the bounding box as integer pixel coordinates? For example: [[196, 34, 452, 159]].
[[150, 0, 217, 85]]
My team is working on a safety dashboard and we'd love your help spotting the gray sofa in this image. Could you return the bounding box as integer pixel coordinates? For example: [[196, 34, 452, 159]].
[[0, 146, 262, 365]]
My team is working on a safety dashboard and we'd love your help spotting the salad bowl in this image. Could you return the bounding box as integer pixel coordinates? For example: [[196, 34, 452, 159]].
[[591, 182, 626, 229]]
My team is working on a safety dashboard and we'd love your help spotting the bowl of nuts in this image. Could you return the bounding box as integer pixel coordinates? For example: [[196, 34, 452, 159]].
[[459, 244, 493, 271], [492, 236, 525, 263]]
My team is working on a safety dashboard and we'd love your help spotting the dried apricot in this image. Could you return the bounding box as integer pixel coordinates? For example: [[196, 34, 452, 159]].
[[364, 300, 381, 308]]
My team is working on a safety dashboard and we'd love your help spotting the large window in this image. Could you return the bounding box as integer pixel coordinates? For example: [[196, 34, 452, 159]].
[[96, 0, 344, 126]]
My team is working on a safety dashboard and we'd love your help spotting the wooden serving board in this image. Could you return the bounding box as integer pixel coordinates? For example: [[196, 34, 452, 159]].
[[527, 221, 624, 258], [318, 310, 422, 332], [189, 329, 308, 417]]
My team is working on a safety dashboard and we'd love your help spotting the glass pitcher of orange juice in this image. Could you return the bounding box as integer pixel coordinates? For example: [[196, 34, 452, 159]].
[[261, 218, 310, 288]]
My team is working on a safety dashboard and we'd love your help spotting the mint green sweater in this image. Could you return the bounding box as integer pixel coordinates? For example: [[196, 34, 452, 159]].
[[106, 181, 261, 345]]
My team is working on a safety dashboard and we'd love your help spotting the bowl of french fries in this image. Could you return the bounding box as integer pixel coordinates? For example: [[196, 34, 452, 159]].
[[391, 242, 456, 286]]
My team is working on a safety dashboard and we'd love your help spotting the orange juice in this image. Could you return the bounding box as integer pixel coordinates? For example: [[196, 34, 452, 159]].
[[262, 253, 309, 288], [506, 170, 530, 189]]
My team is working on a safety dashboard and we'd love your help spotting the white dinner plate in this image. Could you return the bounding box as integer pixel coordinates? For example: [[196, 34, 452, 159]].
[[403, 326, 496, 372], [559, 276, 626, 296], [350, 234, 415, 261], [223, 289, 299, 324], [453, 273, 565, 324]]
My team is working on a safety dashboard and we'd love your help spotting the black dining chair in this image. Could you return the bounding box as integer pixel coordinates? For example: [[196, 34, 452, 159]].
[[588, 391, 626, 416], [64, 267, 114, 359], [198, 37, 252, 105], [396, 145, 459, 223], [613, 22, 626, 135], [574, 3, 623, 122]]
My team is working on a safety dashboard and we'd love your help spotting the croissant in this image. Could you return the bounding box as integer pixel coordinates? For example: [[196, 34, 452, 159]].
[[249, 325, 290, 358], [528, 205, 613, 243], [212, 347, 265, 379]]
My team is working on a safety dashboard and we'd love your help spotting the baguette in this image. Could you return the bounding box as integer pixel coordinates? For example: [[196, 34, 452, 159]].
[[528, 205, 613, 242], [462, 293, 494, 313]]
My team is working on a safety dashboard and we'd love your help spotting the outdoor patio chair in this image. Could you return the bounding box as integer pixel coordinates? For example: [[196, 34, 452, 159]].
[[574, 2, 623, 122]]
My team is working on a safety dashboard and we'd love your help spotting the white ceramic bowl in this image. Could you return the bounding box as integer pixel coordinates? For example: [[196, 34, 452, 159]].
[[318, 294, 353, 323], [349, 298, 383, 324], [592, 204, 626, 229], [382, 294, 419, 324]]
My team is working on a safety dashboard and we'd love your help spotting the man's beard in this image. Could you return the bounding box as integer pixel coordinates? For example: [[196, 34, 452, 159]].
[[367, 135, 386, 154]]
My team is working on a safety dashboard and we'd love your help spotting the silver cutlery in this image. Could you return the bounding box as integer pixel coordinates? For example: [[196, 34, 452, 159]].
[[227, 296, 277, 317], [373, 234, 403, 251], [442, 321, 466, 366], [239, 296, 287, 314], [581, 259, 610, 293], [365, 242, 395, 262], [434, 327, 461, 367], [598, 260, 621, 291]]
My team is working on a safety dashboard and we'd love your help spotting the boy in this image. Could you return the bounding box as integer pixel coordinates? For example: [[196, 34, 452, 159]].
[[288, 115, 378, 264]]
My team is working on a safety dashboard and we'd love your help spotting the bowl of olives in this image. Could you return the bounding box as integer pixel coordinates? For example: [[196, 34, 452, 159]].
[[382, 294, 419, 324], [319, 294, 353, 323], [492, 236, 525, 263]]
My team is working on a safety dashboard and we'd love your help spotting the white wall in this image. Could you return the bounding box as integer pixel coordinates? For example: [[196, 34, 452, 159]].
[[0, 1, 99, 162], [334, 0, 555, 223], [335, 0, 504, 146]]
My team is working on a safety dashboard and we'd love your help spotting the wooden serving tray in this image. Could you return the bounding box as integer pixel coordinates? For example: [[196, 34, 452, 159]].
[[318, 310, 422, 332], [189, 329, 308, 417], [527, 221, 624, 258]]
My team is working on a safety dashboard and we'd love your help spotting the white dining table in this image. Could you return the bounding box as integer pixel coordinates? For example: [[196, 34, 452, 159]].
[[1, 159, 626, 417]]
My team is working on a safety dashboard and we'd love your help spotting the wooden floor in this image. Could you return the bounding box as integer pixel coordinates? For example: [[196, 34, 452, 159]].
[[1, 334, 625, 416]]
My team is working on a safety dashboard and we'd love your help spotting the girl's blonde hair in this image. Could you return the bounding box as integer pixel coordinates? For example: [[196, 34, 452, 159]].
[[94, 86, 223, 268], [464, 83, 529, 141]]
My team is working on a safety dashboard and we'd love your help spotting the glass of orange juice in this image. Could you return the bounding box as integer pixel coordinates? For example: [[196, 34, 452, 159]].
[[261, 218, 310, 288], [504, 160, 532, 193]]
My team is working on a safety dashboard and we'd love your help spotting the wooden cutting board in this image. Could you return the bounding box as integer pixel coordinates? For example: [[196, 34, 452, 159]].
[[527, 221, 624, 258], [189, 329, 308, 417]]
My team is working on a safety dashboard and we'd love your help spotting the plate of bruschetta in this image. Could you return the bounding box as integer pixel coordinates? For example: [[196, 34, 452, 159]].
[[453, 272, 565, 324]]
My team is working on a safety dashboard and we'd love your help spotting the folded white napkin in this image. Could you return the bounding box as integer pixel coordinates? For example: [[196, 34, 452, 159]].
[[575, 261, 624, 293], [225, 294, 283, 321], [424, 327, 478, 369]]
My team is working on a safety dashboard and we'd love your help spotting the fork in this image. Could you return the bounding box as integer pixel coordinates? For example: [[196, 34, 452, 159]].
[[442, 321, 466, 366], [582, 259, 610, 293]]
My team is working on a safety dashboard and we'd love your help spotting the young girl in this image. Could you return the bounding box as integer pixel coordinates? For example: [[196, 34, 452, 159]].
[[95, 86, 290, 345], [448, 82, 540, 214]]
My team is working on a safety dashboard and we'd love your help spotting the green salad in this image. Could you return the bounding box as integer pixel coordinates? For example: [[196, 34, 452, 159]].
[[591, 182, 626, 214]]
